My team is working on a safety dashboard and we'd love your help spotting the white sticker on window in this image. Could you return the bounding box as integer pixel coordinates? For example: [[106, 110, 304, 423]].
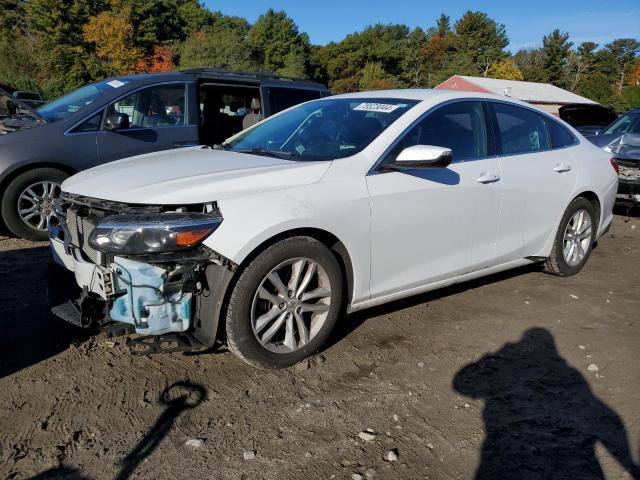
[[107, 80, 125, 88], [353, 102, 400, 113]]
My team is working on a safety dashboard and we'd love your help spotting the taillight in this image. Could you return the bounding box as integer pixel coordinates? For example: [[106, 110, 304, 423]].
[[610, 158, 619, 175]]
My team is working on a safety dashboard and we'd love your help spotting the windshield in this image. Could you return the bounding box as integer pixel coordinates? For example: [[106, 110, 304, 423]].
[[36, 79, 130, 122], [225, 98, 418, 161], [603, 112, 640, 135]]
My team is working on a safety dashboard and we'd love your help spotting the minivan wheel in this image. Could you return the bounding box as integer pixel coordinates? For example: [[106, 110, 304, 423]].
[[544, 197, 596, 276], [225, 236, 344, 369], [1, 168, 68, 241]]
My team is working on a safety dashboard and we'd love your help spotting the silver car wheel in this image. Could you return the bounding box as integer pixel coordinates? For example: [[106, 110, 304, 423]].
[[17, 181, 61, 232], [562, 208, 592, 267], [251, 257, 332, 354]]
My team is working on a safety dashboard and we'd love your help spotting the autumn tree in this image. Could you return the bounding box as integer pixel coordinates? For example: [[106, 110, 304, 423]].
[[488, 58, 524, 80], [83, 5, 143, 75], [604, 38, 640, 94]]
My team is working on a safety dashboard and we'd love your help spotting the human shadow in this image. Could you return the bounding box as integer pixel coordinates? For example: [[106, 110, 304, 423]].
[[114, 381, 206, 480], [453, 328, 639, 480]]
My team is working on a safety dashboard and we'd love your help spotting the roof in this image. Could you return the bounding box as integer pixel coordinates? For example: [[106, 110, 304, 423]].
[[437, 75, 597, 105]]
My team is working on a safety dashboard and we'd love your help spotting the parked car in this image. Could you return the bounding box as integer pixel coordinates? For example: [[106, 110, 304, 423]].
[[587, 107, 640, 202], [0, 70, 329, 240], [49, 90, 617, 368], [558, 103, 618, 136], [0, 83, 45, 108]]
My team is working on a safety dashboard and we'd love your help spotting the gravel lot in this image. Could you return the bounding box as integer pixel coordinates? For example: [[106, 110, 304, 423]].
[[0, 213, 638, 480]]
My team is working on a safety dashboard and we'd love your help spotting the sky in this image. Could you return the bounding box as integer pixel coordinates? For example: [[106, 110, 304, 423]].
[[203, 0, 639, 52]]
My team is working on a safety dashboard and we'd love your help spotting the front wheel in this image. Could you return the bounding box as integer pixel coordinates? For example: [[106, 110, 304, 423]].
[[544, 197, 597, 276], [1, 167, 68, 241], [225, 236, 344, 369]]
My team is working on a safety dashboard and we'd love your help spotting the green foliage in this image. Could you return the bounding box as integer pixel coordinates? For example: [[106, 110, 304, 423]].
[[542, 29, 573, 88], [0, 3, 637, 111], [247, 9, 310, 77]]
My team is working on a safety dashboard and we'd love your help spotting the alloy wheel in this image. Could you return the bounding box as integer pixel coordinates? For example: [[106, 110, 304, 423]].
[[562, 208, 592, 267], [251, 257, 332, 354], [17, 181, 61, 232]]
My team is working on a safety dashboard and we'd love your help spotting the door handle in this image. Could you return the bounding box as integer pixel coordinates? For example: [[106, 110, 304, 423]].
[[477, 172, 501, 184], [554, 163, 572, 173], [173, 141, 199, 148]]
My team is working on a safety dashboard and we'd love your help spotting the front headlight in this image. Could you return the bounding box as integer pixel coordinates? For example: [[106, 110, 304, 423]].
[[89, 212, 222, 255]]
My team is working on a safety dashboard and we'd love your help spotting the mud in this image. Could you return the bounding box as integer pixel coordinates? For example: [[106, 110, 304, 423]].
[[1, 214, 638, 479]]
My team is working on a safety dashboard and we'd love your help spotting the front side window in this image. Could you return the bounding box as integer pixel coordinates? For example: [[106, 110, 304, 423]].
[[494, 103, 551, 155], [225, 98, 417, 161], [603, 112, 640, 135], [385, 101, 487, 162], [71, 111, 103, 133], [106, 83, 187, 129]]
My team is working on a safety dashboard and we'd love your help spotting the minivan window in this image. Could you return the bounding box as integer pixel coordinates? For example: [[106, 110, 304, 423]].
[[386, 101, 487, 162], [226, 98, 417, 161], [37, 79, 130, 122], [106, 83, 187, 129], [547, 119, 576, 149], [493, 103, 551, 155], [266, 87, 324, 115]]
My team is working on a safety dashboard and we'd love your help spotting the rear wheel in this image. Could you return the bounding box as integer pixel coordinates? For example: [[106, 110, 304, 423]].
[[1, 168, 68, 241], [225, 236, 343, 369], [544, 197, 596, 276]]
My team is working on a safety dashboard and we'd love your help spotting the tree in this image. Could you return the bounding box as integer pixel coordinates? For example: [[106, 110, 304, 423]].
[[145, 45, 174, 73], [603, 38, 640, 94], [178, 16, 256, 71], [359, 62, 397, 90], [542, 29, 572, 88], [514, 48, 546, 82], [567, 41, 598, 92], [436, 14, 451, 38], [488, 58, 524, 80], [454, 11, 508, 77], [83, 5, 143, 75], [248, 9, 310, 77]]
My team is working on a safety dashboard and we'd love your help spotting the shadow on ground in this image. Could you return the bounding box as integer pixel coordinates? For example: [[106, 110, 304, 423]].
[[27, 381, 206, 480], [453, 327, 640, 480]]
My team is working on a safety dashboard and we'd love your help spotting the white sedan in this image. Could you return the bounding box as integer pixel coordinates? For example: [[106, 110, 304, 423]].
[[49, 90, 618, 368]]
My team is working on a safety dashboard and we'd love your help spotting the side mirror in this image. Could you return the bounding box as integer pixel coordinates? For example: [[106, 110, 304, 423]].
[[387, 145, 453, 170], [104, 112, 129, 131]]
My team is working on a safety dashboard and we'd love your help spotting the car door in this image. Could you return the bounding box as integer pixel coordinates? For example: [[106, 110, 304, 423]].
[[489, 102, 578, 262], [97, 82, 199, 164], [366, 100, 503, 299]]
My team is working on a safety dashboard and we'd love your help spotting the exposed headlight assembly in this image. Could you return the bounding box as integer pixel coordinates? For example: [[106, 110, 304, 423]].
[[89, 212, 222, 255]]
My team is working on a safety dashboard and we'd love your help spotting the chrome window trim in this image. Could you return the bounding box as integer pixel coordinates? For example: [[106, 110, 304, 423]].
[[63, 80, 195, 135]]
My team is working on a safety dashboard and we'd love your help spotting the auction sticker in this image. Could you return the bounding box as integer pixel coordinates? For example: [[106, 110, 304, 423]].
[[353, 103, 400, 113], [107, 80, 126, 88]]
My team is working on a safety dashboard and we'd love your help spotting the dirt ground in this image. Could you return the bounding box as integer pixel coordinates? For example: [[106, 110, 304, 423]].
[[0, 213, 638, 480]]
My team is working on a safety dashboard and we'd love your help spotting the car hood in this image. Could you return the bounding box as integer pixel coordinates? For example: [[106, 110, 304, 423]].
[[0, 88, 45, 134], [62, 147, 332, 204]]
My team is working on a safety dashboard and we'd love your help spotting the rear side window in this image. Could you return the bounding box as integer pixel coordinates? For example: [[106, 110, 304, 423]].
[[493, 103, 550, 155], [265, 87, 324, 114], [547, 119, 576, 148]]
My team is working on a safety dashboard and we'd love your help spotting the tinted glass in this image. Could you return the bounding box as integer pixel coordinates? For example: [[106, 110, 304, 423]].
[[547, 119, 576, 148], [387, 101, 487, 162], [226, 98, 417, 161], [71, 112, 103, 133], [37, 79, 129, 122], [266, 87, 324, 114], [603, 112, 640, 135], [494, 103, 550, 154], [107, 84, 187, 129]]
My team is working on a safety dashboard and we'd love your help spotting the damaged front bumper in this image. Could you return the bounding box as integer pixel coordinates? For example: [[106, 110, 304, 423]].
[[49, 229, 191, 335]]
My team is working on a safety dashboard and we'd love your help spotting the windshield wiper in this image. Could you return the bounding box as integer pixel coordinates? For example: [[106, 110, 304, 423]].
[[234, 147, 293, 160]]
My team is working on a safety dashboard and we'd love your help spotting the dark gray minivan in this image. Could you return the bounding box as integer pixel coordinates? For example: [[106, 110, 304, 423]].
[[0, 69, 329, 240]]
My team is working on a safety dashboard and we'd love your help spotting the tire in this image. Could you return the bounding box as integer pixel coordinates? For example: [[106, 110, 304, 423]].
[[544, 197, 597, 276], [1, 168, 68, 241], [225, 236, 344, 369]]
